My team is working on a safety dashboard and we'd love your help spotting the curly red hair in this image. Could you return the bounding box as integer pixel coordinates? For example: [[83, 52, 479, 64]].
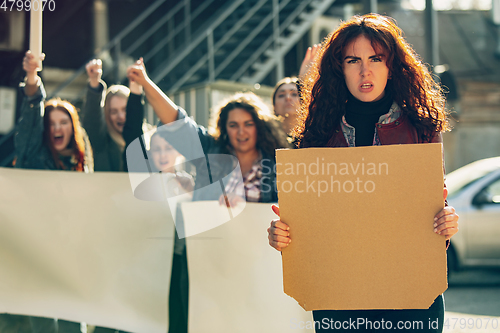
[[295, 14, 450, 148]]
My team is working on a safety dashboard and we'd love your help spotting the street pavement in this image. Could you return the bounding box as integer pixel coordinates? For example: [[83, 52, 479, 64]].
[[443, 268, 500, 333]]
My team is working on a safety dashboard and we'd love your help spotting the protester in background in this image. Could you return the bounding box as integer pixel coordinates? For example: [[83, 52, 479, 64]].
[[127, 59, 288, 204], [272, 44, 320, 141], [123, 59, 194, 195], [125, 59, 288, 333], [271, 77, 300, 137], [267, 14, 459, 333], [84, 62, 147, 333], [15, 51, 92, 173], [123, 60, 186, 174], [82, 59, 128, 172], [8, 50, 91, 333], [124, 60, 194, 333]]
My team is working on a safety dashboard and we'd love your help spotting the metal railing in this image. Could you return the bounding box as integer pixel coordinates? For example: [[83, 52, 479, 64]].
[[151, 0, 246, 88], [48, 0, 205, 99], [155, 0, 335, 93], [2, 0, 204, 167], [2, 0, 331, 166]]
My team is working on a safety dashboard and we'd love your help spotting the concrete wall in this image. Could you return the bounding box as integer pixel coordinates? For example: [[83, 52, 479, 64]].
[[443, 80, 500, 173]]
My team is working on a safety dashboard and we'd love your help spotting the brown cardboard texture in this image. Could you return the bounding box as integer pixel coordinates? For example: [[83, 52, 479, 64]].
[[276, 143, 447, 311]]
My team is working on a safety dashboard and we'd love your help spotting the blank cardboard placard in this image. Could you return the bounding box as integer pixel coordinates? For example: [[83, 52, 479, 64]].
[[276, 143, 448, 311]]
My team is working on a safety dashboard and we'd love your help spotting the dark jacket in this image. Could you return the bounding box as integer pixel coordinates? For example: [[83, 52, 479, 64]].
[[326, 112, 443, 147], [14, 82, 93, 172], [121, 93, 144, 172], [81, 82, 124, 172]]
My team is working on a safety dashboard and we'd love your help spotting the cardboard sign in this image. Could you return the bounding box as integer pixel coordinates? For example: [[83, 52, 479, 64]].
[[276, 143, 448, 311], [183, 202, 312, 332]]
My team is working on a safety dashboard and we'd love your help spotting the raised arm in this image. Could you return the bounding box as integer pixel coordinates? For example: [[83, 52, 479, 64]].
[[122, 78, 145, 148], [81, 59, 108, 152], [127, 58, 178, 124], [15, 51, 46, 168], [121, 79, 145, 173]]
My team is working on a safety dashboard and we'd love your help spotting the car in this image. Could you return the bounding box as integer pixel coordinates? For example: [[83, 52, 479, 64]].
[[446, 157, 500, 273]]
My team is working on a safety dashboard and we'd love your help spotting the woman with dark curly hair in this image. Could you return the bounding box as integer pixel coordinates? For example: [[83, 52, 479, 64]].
[[211, 93, 288, 163], [267, 14, 459, 333]]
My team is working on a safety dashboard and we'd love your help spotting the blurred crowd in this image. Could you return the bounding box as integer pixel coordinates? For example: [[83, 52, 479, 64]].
[[6, 41, 316, 333]]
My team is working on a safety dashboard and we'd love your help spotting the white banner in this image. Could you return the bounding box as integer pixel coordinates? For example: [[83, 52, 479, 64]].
[[183, 202, 313, 332], [0, 167, 175, 333], [0, 168, 312, 332]]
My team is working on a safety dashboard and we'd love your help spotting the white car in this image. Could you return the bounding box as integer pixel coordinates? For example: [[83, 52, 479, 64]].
[[446, 157, 500, 272]]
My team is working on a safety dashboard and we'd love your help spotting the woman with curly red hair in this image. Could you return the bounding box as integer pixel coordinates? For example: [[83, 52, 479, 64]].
[[267, 14, 459, 333], [296, 14, 449, 148]]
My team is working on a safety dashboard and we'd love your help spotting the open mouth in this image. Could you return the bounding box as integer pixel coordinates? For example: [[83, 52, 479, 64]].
[[237, 138, 249, 143], [53, 135, 64, 145], [360, 83, 373, 89], [117, 122, 125, 128]]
